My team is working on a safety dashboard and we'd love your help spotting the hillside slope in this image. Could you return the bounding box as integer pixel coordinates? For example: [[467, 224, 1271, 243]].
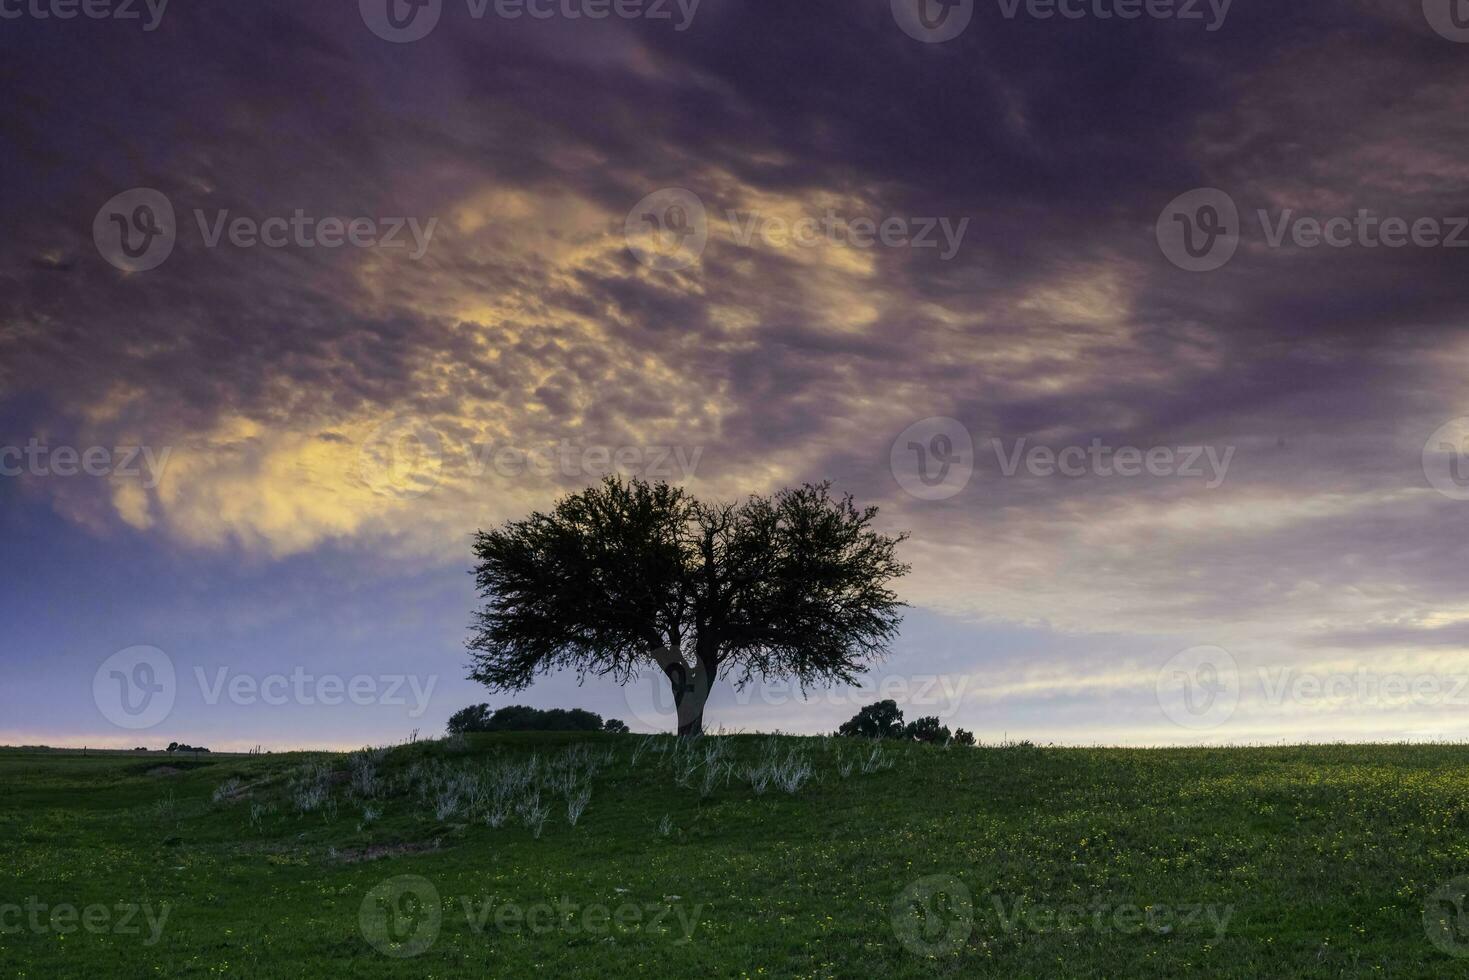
[[3, 736, 1468, 977]]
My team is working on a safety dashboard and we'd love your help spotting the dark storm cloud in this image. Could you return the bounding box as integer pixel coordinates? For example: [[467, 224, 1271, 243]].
[[0, 0, 1466, 657]]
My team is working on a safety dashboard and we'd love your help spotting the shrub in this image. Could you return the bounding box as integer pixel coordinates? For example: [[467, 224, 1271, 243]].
[[290, 762, 331, 813], [903, 716, 951, 744], [166, 742, 211, 754], [536, 708, 605, 732], [837, 700, 905, 739], [446, 704, 608, 734], [603, 718, 630, 734], [953, 728, 976, 746], [566, 785, 591, 826], [446, 704, 492, 734], [346, 751, 380, 797], [518, 792, 550, 838]]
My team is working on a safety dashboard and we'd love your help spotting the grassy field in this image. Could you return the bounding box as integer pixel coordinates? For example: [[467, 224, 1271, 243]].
[[3, 736, 1469, 977]]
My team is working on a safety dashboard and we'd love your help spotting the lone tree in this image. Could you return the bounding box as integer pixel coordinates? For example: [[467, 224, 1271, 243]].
[[468, 477, 909, 736]]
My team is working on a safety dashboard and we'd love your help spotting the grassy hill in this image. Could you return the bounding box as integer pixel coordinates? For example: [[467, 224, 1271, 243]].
[[3, 736, 1469, 977]]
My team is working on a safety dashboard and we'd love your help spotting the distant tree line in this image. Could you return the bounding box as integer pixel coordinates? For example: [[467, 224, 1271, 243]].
[[837, 699, 974, 745], [447, 703, 630, 735], [166, 742, 211, 754]]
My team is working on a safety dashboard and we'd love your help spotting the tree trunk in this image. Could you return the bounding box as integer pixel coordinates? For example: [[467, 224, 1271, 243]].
[[677, 701, 706, 738], [652, 646, 714, 737]]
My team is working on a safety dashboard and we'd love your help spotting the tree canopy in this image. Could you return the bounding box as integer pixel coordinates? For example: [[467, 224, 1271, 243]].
[[468, 477, 909, 735]]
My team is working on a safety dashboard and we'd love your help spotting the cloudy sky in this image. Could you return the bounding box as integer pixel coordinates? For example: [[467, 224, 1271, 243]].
[[4, 0, 1469, 750]]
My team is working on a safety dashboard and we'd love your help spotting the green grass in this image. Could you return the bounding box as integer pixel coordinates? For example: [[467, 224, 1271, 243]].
[[3, 736, 1469, 977]]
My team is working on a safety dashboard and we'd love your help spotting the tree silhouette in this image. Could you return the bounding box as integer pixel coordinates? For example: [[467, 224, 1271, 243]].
[[468, 477, 909, 736], [837, 699, 906, 739]]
